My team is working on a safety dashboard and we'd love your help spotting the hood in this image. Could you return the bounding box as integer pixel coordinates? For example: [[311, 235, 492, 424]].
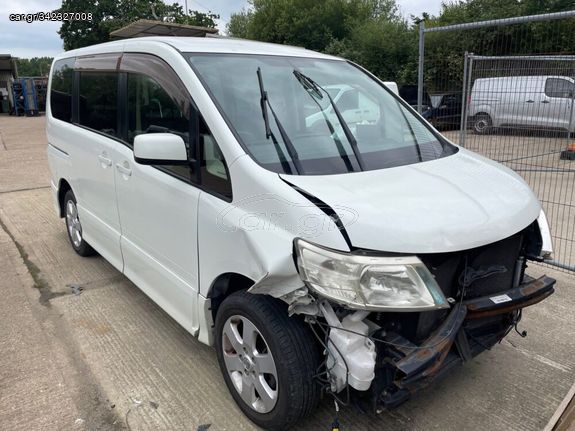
[[280, 148, 540, 253]]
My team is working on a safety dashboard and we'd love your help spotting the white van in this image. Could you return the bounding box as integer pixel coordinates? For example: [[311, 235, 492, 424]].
[[468, 75, 575, 134], [47, 37, 555, 429]]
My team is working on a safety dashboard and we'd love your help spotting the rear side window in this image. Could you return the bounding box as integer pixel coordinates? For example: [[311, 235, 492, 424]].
[[79, 72, 118, 137], [545, 78, 574, 99], [50, 58, 74, 122]]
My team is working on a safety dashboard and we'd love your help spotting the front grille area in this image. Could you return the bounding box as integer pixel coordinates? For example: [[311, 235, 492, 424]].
[[408, 228, 528, 341], [420, 230, 524, 300], [368, 225, 537, 342]]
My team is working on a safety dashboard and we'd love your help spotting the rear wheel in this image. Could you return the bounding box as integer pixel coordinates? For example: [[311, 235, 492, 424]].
[[473, 114, 492, 135], [215, 291, 320, 430], [64, 190, 96, 257]]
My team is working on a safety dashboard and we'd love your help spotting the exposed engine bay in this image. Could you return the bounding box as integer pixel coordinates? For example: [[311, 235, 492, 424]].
[[291, 220, 556, 412]]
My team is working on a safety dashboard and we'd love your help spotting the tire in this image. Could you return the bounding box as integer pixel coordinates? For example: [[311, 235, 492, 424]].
[[64, 190, 96, 257], [215, 291, 321, 430], [473, 114, 492, 135]]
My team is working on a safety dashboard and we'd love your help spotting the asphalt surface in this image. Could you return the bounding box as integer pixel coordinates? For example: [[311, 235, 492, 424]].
[[1, 115, 574, 430]]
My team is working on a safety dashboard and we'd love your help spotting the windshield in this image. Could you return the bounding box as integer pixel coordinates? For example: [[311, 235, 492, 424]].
[[188, 54, 457, 175]]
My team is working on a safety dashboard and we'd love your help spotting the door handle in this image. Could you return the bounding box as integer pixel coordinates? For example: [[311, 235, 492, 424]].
[[98, 154, 112, 167], [115, 162, 132, 177], [541, 100, 550, 104], [526, 100, 535, 103]]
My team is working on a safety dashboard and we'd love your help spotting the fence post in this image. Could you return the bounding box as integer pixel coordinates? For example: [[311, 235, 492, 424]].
[[459, 51, 469, 145], [462, 54, 475, 147], [417, 20, 425, 114]]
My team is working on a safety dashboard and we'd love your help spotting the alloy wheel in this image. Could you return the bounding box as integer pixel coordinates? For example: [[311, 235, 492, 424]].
[[221, 315, 278, 413], [66, 200, 82, 248]]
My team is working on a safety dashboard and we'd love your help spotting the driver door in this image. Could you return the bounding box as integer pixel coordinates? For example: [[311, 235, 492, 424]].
[[111, 53, 200, 334]]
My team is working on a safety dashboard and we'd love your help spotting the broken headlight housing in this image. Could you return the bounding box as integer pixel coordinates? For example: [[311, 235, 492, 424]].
[[294, 239, 449, 311]]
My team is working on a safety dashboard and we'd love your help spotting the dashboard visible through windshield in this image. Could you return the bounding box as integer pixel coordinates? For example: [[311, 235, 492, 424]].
[[187, 53, 457, 175]]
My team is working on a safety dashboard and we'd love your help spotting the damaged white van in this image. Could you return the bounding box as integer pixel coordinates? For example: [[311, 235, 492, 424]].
[[47, 37, 556, 430]]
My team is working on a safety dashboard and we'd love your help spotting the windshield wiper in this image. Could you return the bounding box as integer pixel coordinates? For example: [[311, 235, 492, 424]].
[[293, 71, 354, 172], [257, 67, 302, 174], [293, 70, 366, 171]]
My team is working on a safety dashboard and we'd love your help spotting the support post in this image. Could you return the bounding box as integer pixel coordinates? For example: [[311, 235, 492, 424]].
[[417, 21, 425, 114], [459, 51, 469, 145]]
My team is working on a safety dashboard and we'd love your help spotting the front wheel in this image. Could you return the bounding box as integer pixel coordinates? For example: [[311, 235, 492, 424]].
[[473, 114, 492, 135], [215, 291, 320, 430]]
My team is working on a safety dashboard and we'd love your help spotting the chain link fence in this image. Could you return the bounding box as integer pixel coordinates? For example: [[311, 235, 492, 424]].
[[418, 11, 575, 272]]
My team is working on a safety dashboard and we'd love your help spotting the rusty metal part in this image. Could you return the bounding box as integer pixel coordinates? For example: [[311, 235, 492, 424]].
[[465, 275, 555, 319], [394, 303, 467, 387], [378, 274, 555, 401]]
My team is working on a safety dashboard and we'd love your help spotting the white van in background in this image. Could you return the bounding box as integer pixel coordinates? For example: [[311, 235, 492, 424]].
[[468, 75, 575, 134]]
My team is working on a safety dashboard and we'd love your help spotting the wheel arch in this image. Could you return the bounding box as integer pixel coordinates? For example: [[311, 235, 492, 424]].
[[208, 272, 256, 322], [472, 111, 492, 120], [57, 178, 72, 218]]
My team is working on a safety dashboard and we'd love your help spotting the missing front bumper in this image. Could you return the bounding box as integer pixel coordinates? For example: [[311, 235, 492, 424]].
[[368, 275, 555, 412]]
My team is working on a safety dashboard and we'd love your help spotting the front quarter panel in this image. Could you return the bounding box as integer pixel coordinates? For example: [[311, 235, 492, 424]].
[[197, 155, 351, 328]]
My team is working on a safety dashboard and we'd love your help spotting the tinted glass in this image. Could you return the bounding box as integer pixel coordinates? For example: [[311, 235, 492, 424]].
[[545, 78, 574, 98], [50, 58, 74, 122], [128, 72, 192, 181], [78, 72, 118, 136], [189, 54, 456, 175], [127, 73, 189, 143], [127, 71, 232, 197]]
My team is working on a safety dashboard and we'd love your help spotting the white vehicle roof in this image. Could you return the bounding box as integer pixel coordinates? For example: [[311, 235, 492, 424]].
[[56, 36, 344, 61], [474, 75, 574, 86]]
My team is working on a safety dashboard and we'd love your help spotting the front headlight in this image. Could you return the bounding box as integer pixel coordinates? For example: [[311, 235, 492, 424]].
[[294, 239, 448, 311]]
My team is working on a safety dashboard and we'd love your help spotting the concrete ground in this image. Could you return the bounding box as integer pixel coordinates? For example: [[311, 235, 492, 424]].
[[0, 115, 574, 430]]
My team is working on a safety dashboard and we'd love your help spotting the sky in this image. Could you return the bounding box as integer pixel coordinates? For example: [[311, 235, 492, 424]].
[[0, 0, 445, 59]]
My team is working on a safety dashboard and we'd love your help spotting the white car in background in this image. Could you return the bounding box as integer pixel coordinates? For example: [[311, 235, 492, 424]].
[[305, 83, 389, 133], [46, 37, 555, 430]]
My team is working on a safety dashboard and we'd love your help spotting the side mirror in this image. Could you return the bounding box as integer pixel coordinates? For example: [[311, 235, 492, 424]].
[[133, 133, 189, 165]]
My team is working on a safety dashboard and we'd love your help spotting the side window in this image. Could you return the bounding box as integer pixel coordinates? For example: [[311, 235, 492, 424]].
[[127, 73, 189, 143], [122, 54, 232, 199], [78, 72, 118, 137], [200, 117, 232, 200], [127, 72, 191, 181], [545, 78, 574, 99], [50, 58, 74, 122]]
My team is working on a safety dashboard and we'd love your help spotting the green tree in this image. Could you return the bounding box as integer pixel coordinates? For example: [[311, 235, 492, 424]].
[[227, 0, 413, 82], [16, 57, 54, 77], [419, 0, 575, 91], [56, 0, 219, 51]]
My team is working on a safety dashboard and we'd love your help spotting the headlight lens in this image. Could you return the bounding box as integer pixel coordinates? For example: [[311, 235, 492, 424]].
[[295, 239, 448, 311]]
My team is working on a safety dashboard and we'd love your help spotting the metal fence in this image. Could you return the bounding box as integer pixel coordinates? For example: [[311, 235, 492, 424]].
[[417, 11, 575, 272]]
